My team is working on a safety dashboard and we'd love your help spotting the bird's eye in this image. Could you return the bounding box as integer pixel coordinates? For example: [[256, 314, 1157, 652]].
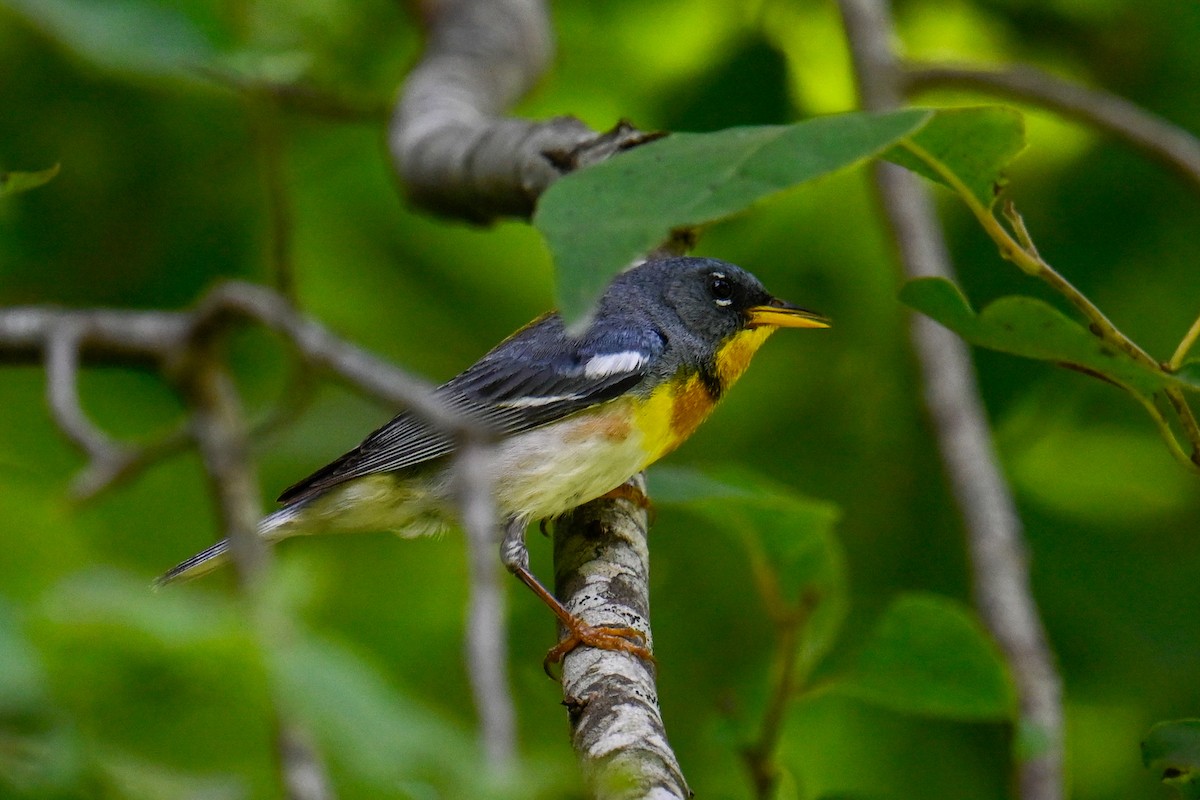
[[708, 273, 734, 307]]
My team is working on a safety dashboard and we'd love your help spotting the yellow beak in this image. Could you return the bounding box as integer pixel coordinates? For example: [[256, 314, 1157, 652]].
[[746, 300, 831, 330]]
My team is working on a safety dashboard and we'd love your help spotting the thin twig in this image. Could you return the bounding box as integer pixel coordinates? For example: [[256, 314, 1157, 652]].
[[0, 283, 490, 495], [71, 425, 193, 503], [455, 439, 517, 774], [45, 323, 124, 465], [180, 326, 335, 800], [1163, 388, 1200, 465], [837, 3, 1064, 800], [741, 592, 819, 800], [1168, 314, 1200, 372], [901, 62, 1200, 192]]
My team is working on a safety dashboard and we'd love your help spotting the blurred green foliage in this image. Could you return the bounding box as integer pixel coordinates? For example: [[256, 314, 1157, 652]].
[[2, 0, 1200, 798]]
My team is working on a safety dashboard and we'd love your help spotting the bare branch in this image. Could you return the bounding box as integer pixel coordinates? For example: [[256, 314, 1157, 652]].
[[554, 476, 689, 800], [455, 440, 517, 773], [179, 324, 335, 800], [902, 62, 1200, 192], [0, 282, 495, 507], [45, 322, 125, 465], [837, 3, 1064, 800], [390, 0, 654, 222]]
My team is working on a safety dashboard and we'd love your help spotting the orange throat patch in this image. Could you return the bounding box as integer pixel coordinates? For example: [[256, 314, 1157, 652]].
[[636, 326, 778, 464]]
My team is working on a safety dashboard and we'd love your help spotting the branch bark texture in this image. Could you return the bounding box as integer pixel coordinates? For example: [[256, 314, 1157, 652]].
[[555, 476, 690, 800], [393, 0, 684, 790], [837, 3, 1064, 800], [391, 0, 653, 222]]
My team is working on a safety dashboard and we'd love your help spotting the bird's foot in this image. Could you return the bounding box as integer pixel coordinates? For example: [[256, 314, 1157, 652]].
[[543, 615, 655, 678], [599, 481, 656, 523]]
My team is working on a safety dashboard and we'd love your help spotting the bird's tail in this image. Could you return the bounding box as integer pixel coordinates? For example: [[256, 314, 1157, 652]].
[[153, 505, 304, 589], [153, 539, 230, 588]]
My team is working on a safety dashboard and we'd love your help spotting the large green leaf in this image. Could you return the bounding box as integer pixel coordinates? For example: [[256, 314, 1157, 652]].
[[0, 600, 45, 712], [2, 0, 213, 80], [884, 106, 1025, 209], [829, 594, 1015, 721], [1143, 720, 1200, 799], [649, 465, 846, 671], [536, 109, 932, 323], [269, 633, 479, 791], [900, 277, 1189, 396]]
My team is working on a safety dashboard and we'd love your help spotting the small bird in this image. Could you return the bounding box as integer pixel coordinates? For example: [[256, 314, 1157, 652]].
[[158, 256, 828, 667]]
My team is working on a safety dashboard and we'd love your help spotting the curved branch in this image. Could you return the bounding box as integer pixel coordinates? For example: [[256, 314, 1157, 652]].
[[0, 282, 486, 495], [390, 0, 654, 222], [902, 62, 1200, 192], [837, 3, 1064, 800]]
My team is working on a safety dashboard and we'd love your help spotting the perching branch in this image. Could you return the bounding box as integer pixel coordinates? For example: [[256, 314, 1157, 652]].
[[393, 0, 683, 787], [837, 3, 1064, 800], [554, 475, 689, 800]]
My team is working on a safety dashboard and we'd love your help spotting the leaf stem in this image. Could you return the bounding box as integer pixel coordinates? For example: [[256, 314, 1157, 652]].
[[899, 138, 1159, 370], [1164, 388, 1200, 465], [1133, 392, 1200, 474], [1168, 312, 1200, 372], [741, 592, 819, 800]]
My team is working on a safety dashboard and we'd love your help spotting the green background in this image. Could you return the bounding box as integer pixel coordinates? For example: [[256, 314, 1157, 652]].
[[2, 0, 1199, 797]]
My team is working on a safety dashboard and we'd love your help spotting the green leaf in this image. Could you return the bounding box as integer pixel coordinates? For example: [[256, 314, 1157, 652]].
[[1176, 360, 1200, 391], [269, 633, 477, 789], [98, 752, 243, 800], [650, 465, 846, 670], [0, 599, 46, 712], [900, 277, 1182, 396], [884, 106, 1025, 209], [2, 0, 213, 80], [0, 164, 60, 197], [535, 109, 932, 323], [830, 594, 1015, 721], [770, 767, 802, 800], [39, 570, 248, 647], [1143, 720, 1200, 799], [1007, 425, 1195, 524]]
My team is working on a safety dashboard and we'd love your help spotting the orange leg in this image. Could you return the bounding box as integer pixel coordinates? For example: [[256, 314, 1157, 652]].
[[510, 565, 655, 677], [501, 517, 654, 677]]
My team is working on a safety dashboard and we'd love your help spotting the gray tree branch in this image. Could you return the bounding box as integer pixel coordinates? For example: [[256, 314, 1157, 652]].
[[836, 3, 1064, 800], [1, 279, 510, 794], [555, 475, 689, 800], [390, 0, 655, 223], [902, 62, 1200, 191], [392, 0, 684, 788]]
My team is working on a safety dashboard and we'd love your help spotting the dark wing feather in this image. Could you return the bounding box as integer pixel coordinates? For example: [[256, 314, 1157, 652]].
[[277, 314, 664, 505]]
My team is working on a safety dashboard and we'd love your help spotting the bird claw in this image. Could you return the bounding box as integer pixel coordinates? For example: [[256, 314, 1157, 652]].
[[543, 617, 654, 678], [599, 481, 657, 523]]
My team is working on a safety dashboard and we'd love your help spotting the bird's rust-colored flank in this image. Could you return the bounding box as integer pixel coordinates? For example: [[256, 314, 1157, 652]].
[[562, 408, 634, 444]]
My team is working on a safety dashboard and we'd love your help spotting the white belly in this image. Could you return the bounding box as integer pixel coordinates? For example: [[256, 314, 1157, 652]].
[[491, 399, 648, 521]]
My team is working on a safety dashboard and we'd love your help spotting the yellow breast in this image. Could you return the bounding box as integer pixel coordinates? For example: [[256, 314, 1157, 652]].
[[633, 326, 776, 465]]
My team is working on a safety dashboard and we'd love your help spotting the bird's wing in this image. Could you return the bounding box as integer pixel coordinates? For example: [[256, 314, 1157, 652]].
[[276, 315, 664, 505]]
